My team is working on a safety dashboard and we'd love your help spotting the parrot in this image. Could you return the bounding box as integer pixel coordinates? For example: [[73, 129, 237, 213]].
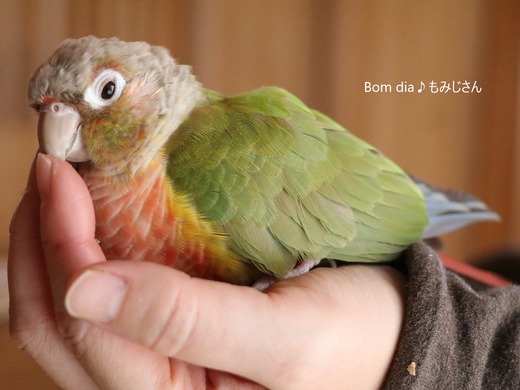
[[28, 36, 499, 287]]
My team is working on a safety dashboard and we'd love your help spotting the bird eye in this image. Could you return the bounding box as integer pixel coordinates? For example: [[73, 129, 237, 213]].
[[84, 69, 126, 109], [101, 81, 116, 99]]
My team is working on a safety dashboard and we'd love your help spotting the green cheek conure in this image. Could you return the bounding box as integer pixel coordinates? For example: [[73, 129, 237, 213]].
[[28, 36, 498, 287]]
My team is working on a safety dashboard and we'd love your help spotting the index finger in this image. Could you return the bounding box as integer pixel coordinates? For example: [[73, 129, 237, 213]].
[[36, 154, 106, 310]]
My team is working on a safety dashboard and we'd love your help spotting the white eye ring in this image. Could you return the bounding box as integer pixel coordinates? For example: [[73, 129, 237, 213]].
[[84, 69, 126, 109]]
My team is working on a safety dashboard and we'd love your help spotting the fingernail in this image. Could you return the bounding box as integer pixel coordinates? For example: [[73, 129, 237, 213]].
[[36, 153, 52, 199], [65, 270, 127, 323]]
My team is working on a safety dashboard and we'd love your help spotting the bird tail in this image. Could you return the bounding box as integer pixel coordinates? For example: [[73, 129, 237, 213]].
[[413, 178, 500, 239]]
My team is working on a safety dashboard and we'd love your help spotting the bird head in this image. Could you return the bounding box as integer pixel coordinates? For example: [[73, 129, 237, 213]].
[[28, 36, 202, 177]]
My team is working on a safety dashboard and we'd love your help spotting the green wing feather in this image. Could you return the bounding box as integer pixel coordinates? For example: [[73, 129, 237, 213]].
[[166, 87, 428, 278]]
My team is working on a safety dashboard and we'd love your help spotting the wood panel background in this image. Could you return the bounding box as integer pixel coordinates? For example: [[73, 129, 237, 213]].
[[0, 1, 519, 388], [1, 0, 519, 261]]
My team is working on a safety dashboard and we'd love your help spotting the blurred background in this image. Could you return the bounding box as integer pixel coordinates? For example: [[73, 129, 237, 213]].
[[1, 0, 519, 388]]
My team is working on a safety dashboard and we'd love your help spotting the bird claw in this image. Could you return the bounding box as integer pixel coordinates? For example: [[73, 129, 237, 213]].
[[252, 258, 321, 291]]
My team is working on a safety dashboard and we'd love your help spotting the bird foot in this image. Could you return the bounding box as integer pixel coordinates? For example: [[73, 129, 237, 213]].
[[252, 258, 321, 291]]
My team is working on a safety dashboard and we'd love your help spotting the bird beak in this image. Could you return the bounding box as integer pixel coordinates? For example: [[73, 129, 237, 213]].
[[37, 102, 89, 162]]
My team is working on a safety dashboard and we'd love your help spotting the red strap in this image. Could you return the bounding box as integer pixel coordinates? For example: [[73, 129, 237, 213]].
[[440, 254, 512, 287]]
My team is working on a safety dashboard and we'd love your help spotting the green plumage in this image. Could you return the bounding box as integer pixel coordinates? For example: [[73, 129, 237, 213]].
[[166, 87, 428, 278]]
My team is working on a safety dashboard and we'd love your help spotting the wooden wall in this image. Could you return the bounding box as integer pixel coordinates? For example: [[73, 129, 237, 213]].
[[1, 0, 519, 262]]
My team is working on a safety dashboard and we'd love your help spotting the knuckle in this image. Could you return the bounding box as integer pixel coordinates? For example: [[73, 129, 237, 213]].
[[9, 315, 54, 359], [57, 317, 91, 359], [10, 311, 96, 364], [147, 285, 200, 357]]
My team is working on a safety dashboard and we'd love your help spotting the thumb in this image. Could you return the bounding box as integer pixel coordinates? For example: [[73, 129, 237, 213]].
[[64, 261, 304, 388]]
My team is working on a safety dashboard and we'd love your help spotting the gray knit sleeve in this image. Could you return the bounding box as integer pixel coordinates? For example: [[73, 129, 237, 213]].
[[383, 243, 520, 389]]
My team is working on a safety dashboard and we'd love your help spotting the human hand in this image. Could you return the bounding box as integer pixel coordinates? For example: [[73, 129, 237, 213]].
[[9, 154, 406, 390]]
